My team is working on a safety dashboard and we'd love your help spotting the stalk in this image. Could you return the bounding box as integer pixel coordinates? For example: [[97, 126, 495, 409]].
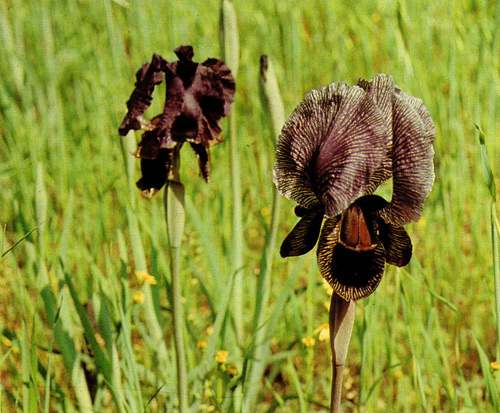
[[242, 55, 284, 410], [164, 148, 188, 411], [476, 124, 500, 359], [329, 294, 355, 413], [219, 0, 243, 341]]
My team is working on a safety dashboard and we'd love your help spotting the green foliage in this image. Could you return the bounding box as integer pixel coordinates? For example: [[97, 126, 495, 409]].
[[1, 0, 500, 411]]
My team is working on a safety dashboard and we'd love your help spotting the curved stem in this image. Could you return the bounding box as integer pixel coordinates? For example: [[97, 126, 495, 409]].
[[329, 294, 355, 413]]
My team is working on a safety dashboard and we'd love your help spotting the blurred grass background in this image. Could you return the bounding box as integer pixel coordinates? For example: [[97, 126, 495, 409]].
[[1, 0, 500, 411]]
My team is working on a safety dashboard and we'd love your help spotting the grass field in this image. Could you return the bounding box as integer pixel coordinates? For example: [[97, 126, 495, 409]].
[[1, 0, 500, 411]]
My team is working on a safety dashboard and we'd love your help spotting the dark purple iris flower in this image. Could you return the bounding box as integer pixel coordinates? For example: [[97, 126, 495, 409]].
[[119, 46, 235, 195], [274, 74, 435, 301]]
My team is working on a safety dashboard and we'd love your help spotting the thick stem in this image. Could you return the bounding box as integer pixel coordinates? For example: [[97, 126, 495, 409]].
[[164, 149, 188, 411], [329, 294, 355, 413]]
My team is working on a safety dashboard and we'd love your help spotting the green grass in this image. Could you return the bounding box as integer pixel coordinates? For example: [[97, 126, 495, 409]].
[[1, 0, 500, 411]]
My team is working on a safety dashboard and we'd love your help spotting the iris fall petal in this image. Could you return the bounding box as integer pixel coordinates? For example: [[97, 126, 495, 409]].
[[280, 207, 324, 257]]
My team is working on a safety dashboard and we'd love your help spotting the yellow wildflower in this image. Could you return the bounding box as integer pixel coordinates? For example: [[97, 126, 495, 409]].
[[301, 337, 316, 348], [314, 323, 330, 342], [417, 216, 427, 230], [226, 364, 238, 377], [2, 337, 12, 347], [215, 350, 228, 364], [197, 341, 207, 349], [135, 270, 158, 285], [133, 290, 145, 304], [491, 361, 500, 370]]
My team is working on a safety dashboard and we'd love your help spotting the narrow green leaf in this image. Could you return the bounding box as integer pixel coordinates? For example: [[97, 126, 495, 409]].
[[475, 123, 497, 202]]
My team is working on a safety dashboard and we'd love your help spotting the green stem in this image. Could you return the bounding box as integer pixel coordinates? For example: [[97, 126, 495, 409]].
[[164, 149, 188, 411], [492, 201, 500, 361], [220, 0, 243, 343], [329, 294, 355, 413], [242, 54, 284, 410]]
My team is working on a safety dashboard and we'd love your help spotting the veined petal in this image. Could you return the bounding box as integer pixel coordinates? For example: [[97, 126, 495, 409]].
[[280, 207, 324, 257], [274, 82, 392, 215], [317, 216, 386, 301], [357, 74, 395, 193], [377, 219, 412, 267], [381, 88, 435, 226]]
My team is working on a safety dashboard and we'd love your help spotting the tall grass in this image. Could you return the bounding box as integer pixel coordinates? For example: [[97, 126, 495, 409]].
[[1, 0, 500, 411]]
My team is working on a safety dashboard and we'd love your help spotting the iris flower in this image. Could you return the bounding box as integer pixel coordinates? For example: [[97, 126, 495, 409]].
[[119, 45, 235, 194], [274, 74, 435, 301]]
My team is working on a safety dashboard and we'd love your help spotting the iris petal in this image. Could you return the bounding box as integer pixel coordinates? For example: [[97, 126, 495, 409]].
[[274, 82, 392, 217], [119, 54, 166, 136], [136, 149, 173, 195], [190, 143, 211, 182], [280, 207, 324, 257], [317, 216, 386, 301], [381, 88, 435, 226], [377, 219, 412, 267]]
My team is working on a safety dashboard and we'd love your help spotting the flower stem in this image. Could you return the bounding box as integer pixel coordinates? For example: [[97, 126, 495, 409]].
[[164, 149, 188, 411], [329, 294, 355, 413], [220, 0, 243, 343]]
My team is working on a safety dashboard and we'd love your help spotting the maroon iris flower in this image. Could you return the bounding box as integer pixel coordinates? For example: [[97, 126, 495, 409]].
[[274, 74, 435, 300], [119, 46, 235, 195]]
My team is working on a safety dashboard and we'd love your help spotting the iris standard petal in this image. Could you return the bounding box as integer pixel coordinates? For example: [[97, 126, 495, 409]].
[[119, 54, 166, 136], [280, 207, 324, 257], [274, 82, 391, 216], [317, 215, 386, 301], [381, 88, 435, 226], [356, 74, 395, 193]]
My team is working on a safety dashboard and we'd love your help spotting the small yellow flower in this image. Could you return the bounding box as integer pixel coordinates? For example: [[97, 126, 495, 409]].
[[215, 350, 228, 364], [301, 337, 316, 348], [197, 341, 207, 349], [226, 364, 238, 377], [135, 270, 150, 282], [2, 337, 12, 347], [491, 361, 500, 370], [206, 326, 214, 336], [133, 290, 145, 304], [417, 216, 427, 230], [314, 323, 330, 342], [135, 270, 158, 285]]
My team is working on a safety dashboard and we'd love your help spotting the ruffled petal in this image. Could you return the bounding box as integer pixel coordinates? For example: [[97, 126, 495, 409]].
[[381, 88, 435, 226], [317, 216, 386, 301], [279, 207, 324, 257], [119, 54, 166, 136], [274, 82, 392, 216], [357, 74, 395, 193]]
